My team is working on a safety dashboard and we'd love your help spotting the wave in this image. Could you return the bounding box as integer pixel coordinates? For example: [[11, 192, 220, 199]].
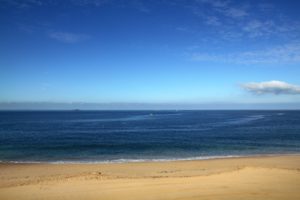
[[2, 153, 299, 164], [0, 155, 259, 164], [210, 114, 266, 127], [0, 155, 238, 164], [69, 113, 182, 123]]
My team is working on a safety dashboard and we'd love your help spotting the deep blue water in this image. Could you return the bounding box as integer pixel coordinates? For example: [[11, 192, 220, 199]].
[[0, 110, 299, 163]]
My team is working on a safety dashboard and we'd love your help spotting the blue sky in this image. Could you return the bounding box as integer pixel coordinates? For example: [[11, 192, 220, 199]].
[[1, 0, 300, 109]]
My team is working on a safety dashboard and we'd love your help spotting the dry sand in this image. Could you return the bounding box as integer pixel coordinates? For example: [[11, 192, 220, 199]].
[[0, 155, 300, 200]]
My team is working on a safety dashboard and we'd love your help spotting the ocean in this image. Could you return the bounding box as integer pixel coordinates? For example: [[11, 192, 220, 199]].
[[0, 110, 299, 163]]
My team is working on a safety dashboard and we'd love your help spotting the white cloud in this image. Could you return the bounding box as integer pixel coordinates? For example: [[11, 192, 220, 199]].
[[48, 31, 90, 43], [191, 42, 300, 64], [241, 81, 300, 95]]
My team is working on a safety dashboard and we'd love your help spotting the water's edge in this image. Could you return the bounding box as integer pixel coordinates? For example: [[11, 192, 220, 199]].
[[1, 153, 299, 164]]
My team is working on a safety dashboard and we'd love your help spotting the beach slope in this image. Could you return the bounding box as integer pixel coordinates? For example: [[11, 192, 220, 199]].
[[0, 155, 300, 200]]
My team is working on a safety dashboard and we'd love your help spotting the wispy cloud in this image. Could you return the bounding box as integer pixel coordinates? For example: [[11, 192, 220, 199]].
[[242, 20, 274, 37], [2, 0, 150, 12], [48, 31, 90, 43], [223, 7, 248, 18], [257, 3, 274, 12], [1, 0, 108, 8], [198, 0, 229, 9], [70, 0, 110, 7], [241, 81, 300, 95], [204, 16, 221, 26], [1, 0, 46, 8], [191, 0, 300, 40], [71, 0, 151, 12], [242, 19, 300, 38], [191, 42, 300, 65], [198, 0, 248, 19]]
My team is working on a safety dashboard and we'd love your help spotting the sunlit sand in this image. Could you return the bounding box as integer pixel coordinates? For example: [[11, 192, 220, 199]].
[[1, 155, 299, 200]]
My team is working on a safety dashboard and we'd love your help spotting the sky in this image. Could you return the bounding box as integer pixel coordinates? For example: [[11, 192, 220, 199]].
[[1, 0, 300, 109]]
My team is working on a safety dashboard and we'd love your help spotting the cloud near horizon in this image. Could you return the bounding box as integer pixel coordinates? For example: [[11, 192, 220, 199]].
[[241, 80, 300, 95]]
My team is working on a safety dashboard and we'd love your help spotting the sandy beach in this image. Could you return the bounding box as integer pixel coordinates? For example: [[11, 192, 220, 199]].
[[0, 155, 299, 200]]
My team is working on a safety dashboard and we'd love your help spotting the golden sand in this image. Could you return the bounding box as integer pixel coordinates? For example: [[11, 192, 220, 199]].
[[0, 155, 300, 200]]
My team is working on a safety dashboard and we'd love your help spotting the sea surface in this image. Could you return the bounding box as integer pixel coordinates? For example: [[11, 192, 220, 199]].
[[0, 110, 299, 163]]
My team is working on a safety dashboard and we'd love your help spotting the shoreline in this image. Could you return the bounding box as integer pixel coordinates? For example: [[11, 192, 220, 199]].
[[1, 153, 300, 165], [1, 154, 300, 199]]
